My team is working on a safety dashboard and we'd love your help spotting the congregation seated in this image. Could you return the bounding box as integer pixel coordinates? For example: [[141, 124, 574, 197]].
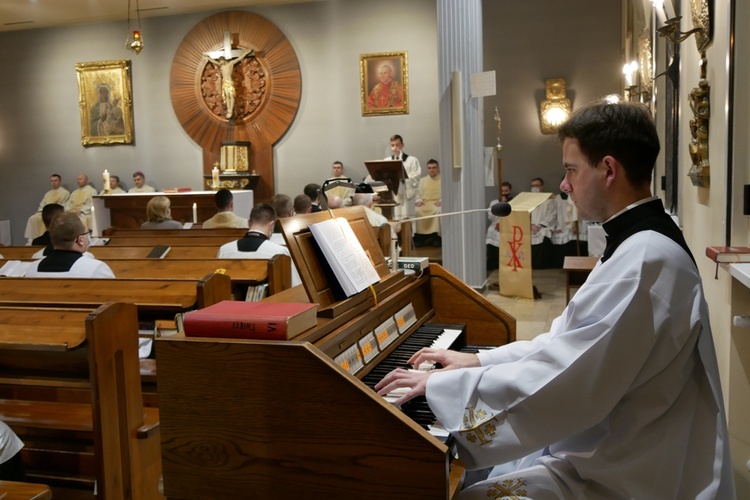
[[0, 421, 24, 482], [31, 203, 64, 247], [24, 173, 70, 243], [141, 196, 183, 229], [202, 188, 249, 229], [304, 183, 322, 212], [293, 194, 312, 215], [352, 193, 388, 228], [25, 212, 115, 278], [218, 203, 301, 287], [99, 174, 126, 194], [129, 170, 156, 193], [270, 193, 294, 245], [65, 173, 97, 231]]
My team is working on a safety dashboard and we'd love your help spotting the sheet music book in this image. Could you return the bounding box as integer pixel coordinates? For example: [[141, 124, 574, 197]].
[[308, 217, 380, 297]]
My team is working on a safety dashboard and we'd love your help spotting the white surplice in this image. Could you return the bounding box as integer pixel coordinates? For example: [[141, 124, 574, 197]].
[[427, 229, 734, 499]]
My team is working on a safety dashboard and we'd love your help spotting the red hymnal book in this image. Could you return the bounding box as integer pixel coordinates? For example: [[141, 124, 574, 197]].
[[183, 300, 318, 340], [705, 246, 750, 263]]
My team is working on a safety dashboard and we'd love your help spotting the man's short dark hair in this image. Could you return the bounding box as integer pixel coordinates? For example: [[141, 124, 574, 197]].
[[501, 181, 512, 189], [214, 188, 233, 210], [249, 203, 277, 226], [41, 203, 64, 228], [531, 177, 544, 185], [427, 159, 439, 166], [332, 161, 343, 167], [304, 183, 320, 201], [293, 194, 312, 213], [271, 194, 293, 218], [390, 134, 404, 144], [111, 175, 120, 183], [557, 100, 659, 187], [51, 174, 61, 181], [49, 212, 85, 249]]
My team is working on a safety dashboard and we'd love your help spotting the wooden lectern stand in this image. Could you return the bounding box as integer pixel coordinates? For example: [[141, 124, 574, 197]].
[[365, 159, 405, 220]]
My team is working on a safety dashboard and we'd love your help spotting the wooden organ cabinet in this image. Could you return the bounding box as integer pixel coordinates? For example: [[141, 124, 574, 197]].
[[156, 207, 516, 499]]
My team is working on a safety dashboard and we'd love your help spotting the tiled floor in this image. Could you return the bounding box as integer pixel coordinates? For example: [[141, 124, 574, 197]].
[[410, 242, 569, 342], [482, 269, 569, 342]]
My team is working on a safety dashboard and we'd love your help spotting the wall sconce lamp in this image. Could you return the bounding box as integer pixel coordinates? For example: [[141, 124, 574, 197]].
[[539, 78, 571, 135], [654, 0, 712, 187], [125, 0, 144, 55], [623, 61, 650, 103]]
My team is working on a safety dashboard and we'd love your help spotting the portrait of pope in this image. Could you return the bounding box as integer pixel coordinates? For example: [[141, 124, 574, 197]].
[[361, 52, 408, 115]]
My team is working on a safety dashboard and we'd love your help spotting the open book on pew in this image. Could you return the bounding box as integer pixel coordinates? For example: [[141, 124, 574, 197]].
[[308, 217, 380, 297], [0, 260, 29, 277]]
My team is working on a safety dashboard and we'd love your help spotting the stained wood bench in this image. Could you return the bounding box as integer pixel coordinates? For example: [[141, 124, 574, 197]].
[[1, 256, 291, 297], [103, 227, 247, 238], [0, 481, 51, 499], [0, 274, 230, 313], [0, 303, 161, 498]]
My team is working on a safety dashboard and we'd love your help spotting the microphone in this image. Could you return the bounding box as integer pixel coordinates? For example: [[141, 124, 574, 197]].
[[384, 202, 512, 272], [398, 202, 512, 224], [490, 202, 512, 217]]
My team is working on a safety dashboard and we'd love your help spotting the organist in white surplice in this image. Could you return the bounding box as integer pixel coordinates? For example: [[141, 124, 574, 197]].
[[375, 101, 734, 500]]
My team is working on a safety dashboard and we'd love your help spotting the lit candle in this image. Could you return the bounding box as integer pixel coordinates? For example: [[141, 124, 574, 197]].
[[102, 169, 110, 193], [651, 0, 667, 24], [192, 203, 198, 224], [623, 61, 637, 87], [212, 166, 220, 189], [91, 205, 98, 238]]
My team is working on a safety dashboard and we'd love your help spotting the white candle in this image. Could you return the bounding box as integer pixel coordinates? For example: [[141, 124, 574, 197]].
[[192, 203, 198, 224], [651, 0, 667, 24], [102, 170, 110, 193], [91, 205, 99, 237], [662, 0, 675, 20], [212, 167, 220, 188]]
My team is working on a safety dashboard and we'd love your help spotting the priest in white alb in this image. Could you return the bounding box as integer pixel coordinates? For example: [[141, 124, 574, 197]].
[[65, 174, 97, 230], [24, 173, 70, 243], [376, 101, 735, 499], [413, 159, 441, 247]]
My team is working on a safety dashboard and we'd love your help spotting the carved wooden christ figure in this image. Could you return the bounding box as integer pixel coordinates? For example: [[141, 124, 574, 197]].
[[204, 47, 255, 119]]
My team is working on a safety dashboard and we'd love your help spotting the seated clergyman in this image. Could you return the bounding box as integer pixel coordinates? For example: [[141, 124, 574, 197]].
[[25, 212, 115, 278]]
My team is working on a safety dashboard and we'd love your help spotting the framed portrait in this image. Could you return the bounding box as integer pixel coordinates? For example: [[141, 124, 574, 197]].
[[360, 51, 408, 116], [76, 59, 134, 146]]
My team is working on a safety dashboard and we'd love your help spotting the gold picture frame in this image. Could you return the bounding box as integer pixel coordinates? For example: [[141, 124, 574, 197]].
[[76, 59, 134, 146], [360, 51, 408, 116]]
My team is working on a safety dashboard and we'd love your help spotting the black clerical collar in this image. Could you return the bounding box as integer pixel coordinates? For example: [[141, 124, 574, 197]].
[[601, 198, 695, 266], [38, 249, 84, 272], [244, 230, 268, 240]]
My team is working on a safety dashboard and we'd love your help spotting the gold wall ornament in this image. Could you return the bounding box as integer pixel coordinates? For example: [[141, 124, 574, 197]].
[[688, 62, 710, 187], [539, 78, 572, 135], [656, 0, 713, 188], [76, 59, 134, 147]]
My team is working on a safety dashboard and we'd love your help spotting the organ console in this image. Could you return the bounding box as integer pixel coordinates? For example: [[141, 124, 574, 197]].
[[156, 207, 516, 499]]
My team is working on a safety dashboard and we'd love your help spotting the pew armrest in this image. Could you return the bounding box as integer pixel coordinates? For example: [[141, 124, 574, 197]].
[[137, 407, 160, 439]]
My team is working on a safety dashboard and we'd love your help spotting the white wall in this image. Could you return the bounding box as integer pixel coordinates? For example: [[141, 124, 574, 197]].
[[0, 0, 439, 243]]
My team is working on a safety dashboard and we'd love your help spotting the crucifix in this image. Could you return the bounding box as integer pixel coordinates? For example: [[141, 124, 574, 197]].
[[203, 32, 255, 119]]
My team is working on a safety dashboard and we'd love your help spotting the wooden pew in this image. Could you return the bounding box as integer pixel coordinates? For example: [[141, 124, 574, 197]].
[[0, 244, 224, 260], [0, 274, 230, 313], [104, 235, 238, 247], [0, 303, 161, 498], [103, 228, 247, 237], [0, 480, 52, 499], [1, 257, 290, 297], [103, 256, 291, 296]]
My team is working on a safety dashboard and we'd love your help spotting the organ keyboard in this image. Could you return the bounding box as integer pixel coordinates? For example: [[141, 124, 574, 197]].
[[156, 207, 516, 499]]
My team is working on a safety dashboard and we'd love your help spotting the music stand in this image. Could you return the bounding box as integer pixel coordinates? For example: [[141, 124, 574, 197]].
[[365, 160, 405, 220]]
